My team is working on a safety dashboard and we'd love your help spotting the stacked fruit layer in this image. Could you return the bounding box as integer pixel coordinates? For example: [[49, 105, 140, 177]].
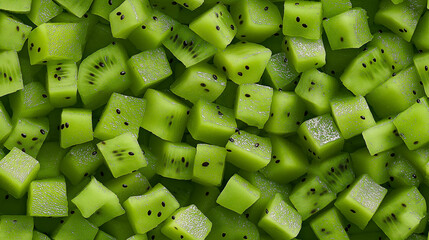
[[0, 0, 429, 239]]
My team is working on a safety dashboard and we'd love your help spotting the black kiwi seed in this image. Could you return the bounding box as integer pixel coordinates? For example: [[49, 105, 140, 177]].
[[360, 116, 365, 120], [390, 176, 394, 181], [222, 233, 226, 237], [227, 149, 232, 152], [42, 94, 47, 98], [153, 16, 158, 20], [116, 109, 121, 114], [230, 25, 234, 30], [32, 137, 38, 141], [40, 129, 45, 135], [229, 138, 234, 142], [245, 65, 250, 70], [128, 152, 134, 156], [350, 209, 356, 213], [16, 26, 19, 31], [362, 63, 366, 68], [38, 47, 41, 52], [120, 71, 126, 75], [200, 83, 206, 87], [124, 122, 129, 126], [237, 72, 243, 76], [218, 111, 223, 116], [99, 62, 105, 67], [92, 151, 97, 155], [142, 25, 146, 29], [116, 12, 121, 16], [414, 141, 419, 145], [122, 184, 127, 188], [148, 210, 152, 215], [245, 93, 250, 97], [21, 133, 26, 138], [275, 160, 280, 163], [202, 162, 209, 167], [216, 26, 220, 30], [120, 15, 125, 20], [296, 17, 300, 22], [183, 3, 189, 7], [417, 99, 421, 103], [157, 212, 162, 217], [65, 122, 69, 128], [56, 67, 61, 71], [108, 0, 112, 5], [302, 23, 307, 28], [255, 143, 259, 147], [413, 90, 417, 95], [264, 6, 268, 10]]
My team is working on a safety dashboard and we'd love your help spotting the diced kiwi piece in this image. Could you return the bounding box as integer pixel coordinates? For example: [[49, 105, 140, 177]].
[[189, 4, 236, 49], [27, 0, 63, 26], [323, 8, 372, 50], [321, 0, 352, 18], [192, 144, 226, 186], [60, 108, 93, 149], [52, 212, 99, 240], [393, 97, 429, 150], [335, 174, 387, 229], [413, 11, 429, 51], [0, 50, 24, 97], [45, 60, 78, 108], [373, 186, 426, 240], [128, 47, 172, 96], [289, 175, 336, 220], [0, 0, 32, 13], [4, 117, 49, 158], [395, 144, 429, 185], [0, 12, 32, 51], [230, 0, 282, 42], [0, 187, 26, 215], [150, 135, 195, 180], [331, 95, 376, 139], [77, 43, 131, 110], [362, 118, 403, 155], [260, 136, 308, 184], [161, 204, 212, 240], [225, 130, 272, 172], [60, 142, 104, 185], [368, 31, 414, 73], [295, 68, 339, 115], [109, 0, 152, 38], [235, 83, 273, 129], [100, 214, 135, 240], [262, 52, 299, 90], [0, 101, 12, 143], [90, 0, 125, 20], [98, 133, 147, 178], [36, 142, 66, 179], [340, 47, 393, 96], [27, 23, 85, 65], [374, 0, 426, 42], [323, 35, 362, 78], [27, 177, 68, 217], [188, 184, 220, 214], [0, 215, 33, 239], [413, 52, 429, 98], [282, 36, 326, 73], [0, 147, 40, 198], [94, 93, 146, 140], [297, 114, 344, 160], [216, 173, 260, 214], [283, 1, 322, 40], [141, 89, 189, 142], [105, 171, 151, 204], [9, 82, 54, 118], [162, 23, 217, 68], [310, 207, 349, 240], [124, 183, 180, 234], [206, 206, 260, 240], [351, 148, 393, 184], [264, 91, 306, 135], [214, 41, 271, 84], [157, 177, 194, 206], [258, 193, 301, 240], [388, 154, 421, 188]]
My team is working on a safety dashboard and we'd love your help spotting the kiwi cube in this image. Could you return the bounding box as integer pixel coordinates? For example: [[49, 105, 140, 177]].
[[141, 89, 189, 142], [161, 204, 212, 240], [36, 142, 66, 179], [413, 52, 429, 98], [0, 50, 24, 97], [330, 95, 376, 139], [393, 97, 429, 150], [216, 174, 260, 214], [187, 100, 236, 146], [90, 0, 125, 21], [295, 68, 339, 115], [9, 82, 54, 118], [213, 42, 272, 84], [297, 114, 344, 160], [60, 141, 104, 185], [282, 36, 326, 73], [170, 63, 227, 104], [128, 47, 172, 96], [189, 4, 236, 49], [189, 184, 220, 214], [0, 12, 32, 51], [321, 0, 352, 18], [105, 172, 151, 204], [309, 207, 349, 240], [373, 186, 426, 240], [230, 0, 282, 43], [388, 155, 421, 188], [0, 215, 33, 239], [27, 0, 63, 26], [260, 136, 308, 184], [283, 1, 323, 40], [100, 214, 135, 240], [0, 0, 32, 13], [0, 101, 12, 143], [258, 193, 301, 240], [413, 11, 429, 52], [46, 61, 78, 108], [52, 213, 99, 240], [0, 147, 40, 198], [351, 148, 393, 184], [366, 66, 425, 118], [335, 174, 387, 229], [192, 144, 226, 186], [54, 0, 94, 18], [362, 118, 403, 155], [262, 52, 300, 90], [97, 132, 147, 178], [94, 93, 146, 141], [60, 108, 93, 149], [395, 144, 429, 185], [109, 0, 153, 38], [124, 183, 180, 234], [27, 177, 68, 217], [225, 130, 272, 172]]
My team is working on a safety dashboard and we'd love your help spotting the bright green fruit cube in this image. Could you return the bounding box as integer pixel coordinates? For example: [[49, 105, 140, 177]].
[[335, 174, 387, 229], [216, 174, 260, 214], [52, 213, 99, 240], [0, 215, 33, 240], [258, 193, 302, 240], [282, 35, 326, 73], [283, 1, 323, 40], [362, 118, 403, 155], [351, 148, 392, 184], [192, 144, 226, 186], [60, 108, 93, 149], [27, 177, 68, 217], [124, 183, 180, 234], [0, 147, 40, 198], [309, 207, 349, 240], [161, 204, 212, 240], [225, 130, 272, 172], [109, 0, 152, 39]]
